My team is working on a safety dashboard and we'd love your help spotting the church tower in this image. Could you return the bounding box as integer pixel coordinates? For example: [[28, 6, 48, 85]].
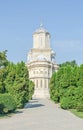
[[33, 24, 50, 49], [27, 25, 58, 98]]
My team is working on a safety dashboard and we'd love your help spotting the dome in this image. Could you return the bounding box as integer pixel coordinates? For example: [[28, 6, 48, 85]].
[[34, 24, 49, 34], [36, 55, 47, 61]]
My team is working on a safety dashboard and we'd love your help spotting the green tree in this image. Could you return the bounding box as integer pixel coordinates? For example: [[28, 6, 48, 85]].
[[59, 60, 77, 68], [49, 61, 83, 112], [4, 61, 34, 108], [0, 50, 8, 68], [28, 80, 34, 100], [0, 93, 16, 114], [0, 51, 34, 114], [0, 51, 8, 93]]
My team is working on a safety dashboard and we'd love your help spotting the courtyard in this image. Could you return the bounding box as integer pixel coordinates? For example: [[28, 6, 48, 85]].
[[0, 99, 83, 130]]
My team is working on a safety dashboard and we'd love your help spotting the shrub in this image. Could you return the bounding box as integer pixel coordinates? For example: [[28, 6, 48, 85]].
[[76, 102, 83, 112], [60, 97, 75, 109], [0, 104, 4, 114], [0, 93, 16, 114]]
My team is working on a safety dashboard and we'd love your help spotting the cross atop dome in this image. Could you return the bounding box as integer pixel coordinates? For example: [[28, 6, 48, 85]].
[[39, 22, 44, 29], [40, 23, 43, 27]]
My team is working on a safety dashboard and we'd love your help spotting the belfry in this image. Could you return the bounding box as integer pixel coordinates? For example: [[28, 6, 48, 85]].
[[27, 24, 58, 98]]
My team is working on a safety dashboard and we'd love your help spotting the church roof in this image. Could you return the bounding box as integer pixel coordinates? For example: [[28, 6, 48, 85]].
[[34, 24, 50, 34]]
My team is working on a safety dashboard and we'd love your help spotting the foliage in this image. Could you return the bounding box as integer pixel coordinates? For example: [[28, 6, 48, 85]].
[[0, 104, 4, 114], [4, 61, 34, 108], [60, 97, 74, 109], [0, 51, 34, 114], [28, 80, 34, 100], [49, 60, 83, 112], [0, 51, 8, 93], [60, 86, 77, 109], [59, 60, 77, 68], [0, 93, 16, 114], [76, 103, 83, 112], [0, 50, 8, 68]]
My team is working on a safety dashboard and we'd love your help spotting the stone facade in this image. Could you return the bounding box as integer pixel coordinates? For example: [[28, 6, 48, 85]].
[[27, 25, 58, 98]]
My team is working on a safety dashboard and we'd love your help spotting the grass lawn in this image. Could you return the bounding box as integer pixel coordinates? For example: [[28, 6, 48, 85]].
[[70, 109, 83, 118]]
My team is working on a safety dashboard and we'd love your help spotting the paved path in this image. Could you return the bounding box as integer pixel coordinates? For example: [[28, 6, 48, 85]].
[[0, 99, 83, 130]]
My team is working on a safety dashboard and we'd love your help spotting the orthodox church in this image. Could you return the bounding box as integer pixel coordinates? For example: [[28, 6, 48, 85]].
[[27, 24, 58, 98]]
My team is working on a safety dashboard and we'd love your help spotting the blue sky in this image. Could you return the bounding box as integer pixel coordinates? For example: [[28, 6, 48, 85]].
[[0, 0, 83, 65]]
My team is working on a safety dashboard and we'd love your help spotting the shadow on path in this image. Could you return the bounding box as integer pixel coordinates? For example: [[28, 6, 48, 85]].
[[14, 110, 23, 115], [25, 103, 44, 108], [25, 99, 45, 108]]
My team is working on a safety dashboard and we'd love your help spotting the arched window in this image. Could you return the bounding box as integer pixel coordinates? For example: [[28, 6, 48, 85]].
[[41, 80, 42, 88], [36, 80, 38, 88], [45, 79, 47, 88]]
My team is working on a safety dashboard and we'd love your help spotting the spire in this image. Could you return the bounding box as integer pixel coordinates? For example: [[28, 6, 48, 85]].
[[40, 18, 44, 28]]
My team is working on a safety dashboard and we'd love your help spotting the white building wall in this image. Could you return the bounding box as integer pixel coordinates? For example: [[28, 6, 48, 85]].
[[27, 25, 58, 98]]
